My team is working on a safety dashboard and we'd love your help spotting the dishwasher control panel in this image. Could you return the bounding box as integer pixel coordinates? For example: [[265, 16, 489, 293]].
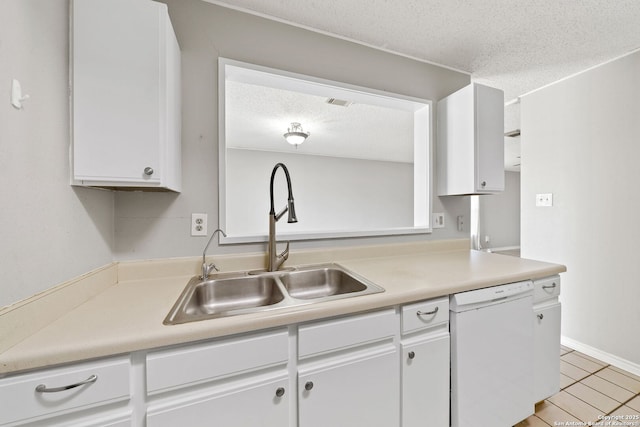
[[450, 280, 533, 312]]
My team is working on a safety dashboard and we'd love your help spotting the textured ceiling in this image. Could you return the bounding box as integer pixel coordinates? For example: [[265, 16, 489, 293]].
[[207, 0, 640, 171], [226, 80, 415, 163]]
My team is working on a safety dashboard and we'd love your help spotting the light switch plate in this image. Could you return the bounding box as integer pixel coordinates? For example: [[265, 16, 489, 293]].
[[536, 193, 553, 207], [433, 212, 445, 228]]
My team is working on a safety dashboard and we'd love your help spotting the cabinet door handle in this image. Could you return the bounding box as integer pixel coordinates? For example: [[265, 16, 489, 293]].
[[35, 374, 98, 393], [537, 313, 544, 320], [416, 306, 439, 317], [481, 181, 487, 188], [542, 282, 557, 289], [408, 351, 416, 360], [275, 387, 285, 397], [304, 381, 314, 391], [143, 167, 154, 176]]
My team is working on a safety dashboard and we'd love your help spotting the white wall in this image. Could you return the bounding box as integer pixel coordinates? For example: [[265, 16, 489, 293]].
[[0, 0, 113, 308], [226, 149, 413, 237], [521, 51, 640, 366], [114, 0, 472, 259], [479, 171, 520, 249]]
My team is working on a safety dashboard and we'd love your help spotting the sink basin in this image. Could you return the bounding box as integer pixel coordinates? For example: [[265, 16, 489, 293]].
[[164, 264, 384, 325], [164, 274, 286, 324], [280, 266, 368, 299]]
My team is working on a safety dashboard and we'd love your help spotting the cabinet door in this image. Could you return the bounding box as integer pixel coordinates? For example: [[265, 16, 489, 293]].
[[147, 375, 289, 427], [437, 83, 504, 195], [72, 0, 180, 191], [402, 333, 450, 427], [534, 302, 561, 402], [298, 349, 399, 427], [73, 0, 162, 184], [36, 412, 132, 427], [474, 83, 505, 193], [0, 357, 130, 426]]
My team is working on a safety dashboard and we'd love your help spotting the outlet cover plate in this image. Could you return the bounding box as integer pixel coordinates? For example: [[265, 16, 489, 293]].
[[191, 213, 208, 236]]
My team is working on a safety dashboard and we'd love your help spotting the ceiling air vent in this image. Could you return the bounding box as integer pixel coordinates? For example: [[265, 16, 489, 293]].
[[326, 98, 352, 107]]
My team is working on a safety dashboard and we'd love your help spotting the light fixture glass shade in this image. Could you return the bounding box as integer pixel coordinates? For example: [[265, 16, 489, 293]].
[[283, 122, 309, 146]]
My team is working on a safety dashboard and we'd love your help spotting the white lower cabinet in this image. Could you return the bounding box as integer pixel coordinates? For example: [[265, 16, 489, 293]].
[[534, 301, 562, 402], [401, 334, 450, 427], [533, 302, 561, 402], [0, 356, 132, 427], [298, 349, 398, 427], [400, 297, 450, 427], [147, 373, 289, 427], [297, 309, 400, 427], [41, 412, 133, 427], [144, 328, 290, 426], [533, 276, 562, 403]]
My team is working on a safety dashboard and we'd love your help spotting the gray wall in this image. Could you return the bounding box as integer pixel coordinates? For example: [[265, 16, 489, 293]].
[[0, 0, 113, 308], [521, 50, 640, 367], [226, 149, 414, 236], [479, 171, 521, 249], [113, 0, 472, 260], [1, 0, 471, 308]]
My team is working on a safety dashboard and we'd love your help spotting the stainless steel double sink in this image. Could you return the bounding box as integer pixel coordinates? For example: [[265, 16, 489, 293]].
[[164, 264, 385, 325]]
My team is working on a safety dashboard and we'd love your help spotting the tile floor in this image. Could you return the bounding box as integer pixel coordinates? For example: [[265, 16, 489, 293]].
[[515, 346, 640, 426]]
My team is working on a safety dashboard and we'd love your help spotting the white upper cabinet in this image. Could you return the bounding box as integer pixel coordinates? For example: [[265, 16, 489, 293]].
[[437, 83, 504, 195], [71, 0, 181, 191]]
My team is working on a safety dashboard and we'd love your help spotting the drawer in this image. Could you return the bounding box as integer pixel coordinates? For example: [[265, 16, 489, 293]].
[[298, 309, 396, 359], [533, 275, 561, 304], [0, 356, 131, 426], [402, 297, 449, 335], [147, 328, 288, 394]]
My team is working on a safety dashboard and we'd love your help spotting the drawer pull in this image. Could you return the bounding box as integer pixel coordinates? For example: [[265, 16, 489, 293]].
[[275, 387, 285, 397], [35, 374, 98, 393], [416, 306, 439, 317], [305, 381, 314, 391], [542, 282, 557, 290], [537, 313, 544, 320], [408, 351, 416, 360]]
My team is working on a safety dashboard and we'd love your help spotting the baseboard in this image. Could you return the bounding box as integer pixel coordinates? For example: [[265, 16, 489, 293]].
[[562, 336, 640, 377]]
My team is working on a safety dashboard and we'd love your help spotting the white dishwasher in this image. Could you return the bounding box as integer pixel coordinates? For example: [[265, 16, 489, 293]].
[[450, 280, 534, 427]]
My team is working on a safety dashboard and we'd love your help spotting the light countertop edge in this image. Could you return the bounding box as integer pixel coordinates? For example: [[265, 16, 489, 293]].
[[0, 246, 566, 376]]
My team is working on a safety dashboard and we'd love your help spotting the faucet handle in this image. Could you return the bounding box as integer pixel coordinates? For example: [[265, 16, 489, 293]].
[[273, 241, 290, 271], [201, 262, 220, 280], [278, 241, 290, 260]]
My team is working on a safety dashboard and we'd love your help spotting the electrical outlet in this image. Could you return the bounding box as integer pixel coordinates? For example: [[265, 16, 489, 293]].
[[457, 215, 465, 232], [432, 212, 445, 229], [191, 213, 207, 236]]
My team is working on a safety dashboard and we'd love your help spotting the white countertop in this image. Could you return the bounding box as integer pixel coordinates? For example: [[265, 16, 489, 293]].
[[0, 241, 565, 375]]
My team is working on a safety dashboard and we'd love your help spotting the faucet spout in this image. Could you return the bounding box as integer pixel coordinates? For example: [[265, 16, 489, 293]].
[[201, 228, 227, 279], [268, 163, 298, 272]]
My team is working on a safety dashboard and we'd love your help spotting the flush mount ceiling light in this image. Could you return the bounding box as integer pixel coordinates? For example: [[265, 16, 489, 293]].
[[283, 122, 310, 146]]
